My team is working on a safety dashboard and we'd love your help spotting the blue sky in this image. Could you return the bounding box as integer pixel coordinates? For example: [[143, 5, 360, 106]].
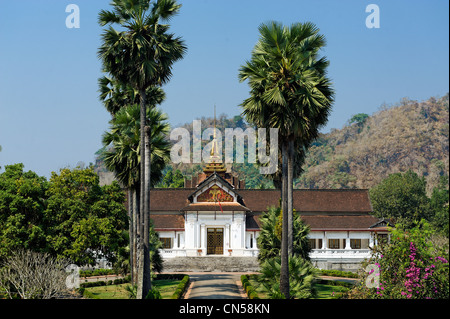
[[0, 0, 448, 178]]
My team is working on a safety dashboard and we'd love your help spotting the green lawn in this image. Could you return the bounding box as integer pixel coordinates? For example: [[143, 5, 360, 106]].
[[84, 279, 181, 299], [314, 283, 349, 299]]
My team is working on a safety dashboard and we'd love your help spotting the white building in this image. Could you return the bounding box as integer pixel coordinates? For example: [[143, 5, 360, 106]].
[[149, 162, 389, 272]]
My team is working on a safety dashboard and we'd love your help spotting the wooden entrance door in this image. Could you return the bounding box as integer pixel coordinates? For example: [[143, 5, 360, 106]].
[[207, 228, 223, 255]]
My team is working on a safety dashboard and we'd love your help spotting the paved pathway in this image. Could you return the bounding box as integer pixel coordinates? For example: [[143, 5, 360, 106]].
[[183, 273, 248, 299]]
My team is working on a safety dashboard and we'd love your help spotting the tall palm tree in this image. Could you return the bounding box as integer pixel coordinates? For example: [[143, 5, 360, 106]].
[[99, 76, 166, 117], [102, 103, 170, 284], [239, 21, 334, 298], [98, 75, 166, 285], [98, 0, 186, 298]]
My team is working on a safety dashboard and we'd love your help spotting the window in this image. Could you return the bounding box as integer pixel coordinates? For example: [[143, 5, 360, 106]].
[[308, 239, 316, 249], [160, 238, 172, 249], [328, 239, 340, 249], [350, 239, 361, 249]]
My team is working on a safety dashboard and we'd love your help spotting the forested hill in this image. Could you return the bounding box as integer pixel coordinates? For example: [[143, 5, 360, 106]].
[[96, 94, 449, 192], [296, 94, 449, 193]]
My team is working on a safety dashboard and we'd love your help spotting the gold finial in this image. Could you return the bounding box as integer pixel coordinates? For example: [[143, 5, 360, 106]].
[[211, 105, 217, 157], [204, 105, 225, 175]]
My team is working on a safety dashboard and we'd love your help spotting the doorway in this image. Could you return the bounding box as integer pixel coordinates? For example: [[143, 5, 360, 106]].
[[207, 228, 224, 255]]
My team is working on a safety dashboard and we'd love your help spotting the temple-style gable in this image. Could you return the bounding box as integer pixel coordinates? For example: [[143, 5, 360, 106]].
[[188, 172, 242, 204], [181, 173, 249, 213]]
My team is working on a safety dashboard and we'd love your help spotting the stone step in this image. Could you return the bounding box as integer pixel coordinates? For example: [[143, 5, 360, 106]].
[[162, 256, 259, 273]]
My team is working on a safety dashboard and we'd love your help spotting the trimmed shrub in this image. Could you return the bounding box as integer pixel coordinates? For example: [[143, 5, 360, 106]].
[[171, 275, 190, 299], [241, 274, 259, 299]]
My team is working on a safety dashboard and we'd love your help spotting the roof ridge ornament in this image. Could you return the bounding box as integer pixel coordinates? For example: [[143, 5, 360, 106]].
[[204, 105, 227, 175]]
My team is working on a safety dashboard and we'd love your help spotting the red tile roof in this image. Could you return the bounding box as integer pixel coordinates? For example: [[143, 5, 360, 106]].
[[151, 214, 185, 231], [300, 214, 380, 230], [239, 189, 372, 213], [150, 189, 194, 211], [150, 188, 372, 213]]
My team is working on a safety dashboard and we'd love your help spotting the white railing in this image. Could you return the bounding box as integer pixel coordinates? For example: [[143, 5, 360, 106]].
[[161, 248, 372, 260], [310, 249, 371, 259], [160, 249, 187, 258], [243, 249, 259, 257]]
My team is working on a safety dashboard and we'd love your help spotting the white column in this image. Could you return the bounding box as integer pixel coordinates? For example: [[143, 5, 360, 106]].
[[322, 231, 327, 249], [186, 219, 195, 249], [174, 232, 178, 249], [240, 217, 246, 249], [200, 224, 206, 250], [369, 233, 375, 248], [345, 232, 351, 249], [225, 224, 230, 249], [196, 223, 201, 249]]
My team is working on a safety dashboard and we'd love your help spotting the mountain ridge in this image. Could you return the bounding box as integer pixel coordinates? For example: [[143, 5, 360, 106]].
[[296, 94, 449, 193]]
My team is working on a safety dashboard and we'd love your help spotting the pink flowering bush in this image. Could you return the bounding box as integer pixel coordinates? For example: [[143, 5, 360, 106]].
[[346, 220, 449, 299]]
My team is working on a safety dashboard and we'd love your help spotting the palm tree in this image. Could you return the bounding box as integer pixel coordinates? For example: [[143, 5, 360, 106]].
[[102, 103, 170, 284], [239, 21, 334, 298], [256, 255, 318, 299], [257, 205, 311, 264], [98, 0, 186, 298], [99, 76, 166, 117]]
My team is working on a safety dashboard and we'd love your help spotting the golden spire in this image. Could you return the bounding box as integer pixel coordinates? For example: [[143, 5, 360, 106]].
[[211, 105, 217, 157], [204, 105, 226, 175]]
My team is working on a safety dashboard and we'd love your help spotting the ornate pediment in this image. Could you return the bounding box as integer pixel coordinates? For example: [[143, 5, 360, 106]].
[[188, 172, 243, 205], [197, 185, 234, 202]]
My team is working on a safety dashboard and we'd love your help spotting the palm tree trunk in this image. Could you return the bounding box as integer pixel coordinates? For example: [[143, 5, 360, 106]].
[[143, 124, 152, 291], [127, 188, 134, 284], [134, 184, 142, 285], [287, 138, 294, 256], [137, 89, 151, 298], [280, 141, 290, 299], [133, 186, 140, 285]]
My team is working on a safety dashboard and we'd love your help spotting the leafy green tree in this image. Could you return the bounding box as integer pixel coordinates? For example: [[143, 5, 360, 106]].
[[158, 167, 184, 188], [98, 0, 186, 298], [239, 21, 334, 298], [0, 164, 48, 260], [257, 205, 310, 263], [349, 113, 369, 126], [44, 167, 128, 266], [430, 175, 449, 236], [369, 170, 431, 228], [347, 220, 449, 299], [149, 221, 163, 274]]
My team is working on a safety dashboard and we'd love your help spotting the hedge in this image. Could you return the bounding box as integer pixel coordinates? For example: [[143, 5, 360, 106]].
[[79, 275, 131, 288], [240, 275, 259, 299], [319, 269, 358, 278], [171, 275, 190, 299], [79, 268, 118, 277]]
